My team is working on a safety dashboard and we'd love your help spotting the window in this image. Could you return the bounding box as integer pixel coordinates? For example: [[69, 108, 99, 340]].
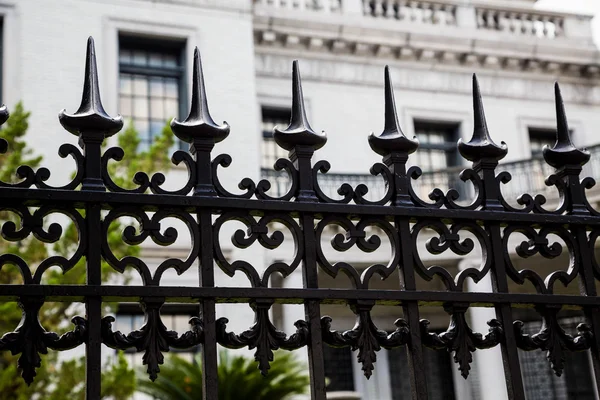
[[324, 346, 355, 392], [413, 121, 460, 171], [118, 35, 186, 150], [528, 127, 558, 157], [388, 346, 455, 400], [261, 107, 290, 169]]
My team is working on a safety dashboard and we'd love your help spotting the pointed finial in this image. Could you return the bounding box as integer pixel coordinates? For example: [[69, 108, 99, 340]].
[[457, 74, 507, 163], [59, 37, 123, 137], [543, 82, 590, 168], [368, 66, 418, 157], [273, 60, 327, 151], [171, 47, 230, 144]]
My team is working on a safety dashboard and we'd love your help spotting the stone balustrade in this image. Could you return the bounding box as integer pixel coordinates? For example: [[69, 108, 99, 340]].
[[363, 0, 457, 26], [253, 0, 342, 12], [476, 7, 563, 38]]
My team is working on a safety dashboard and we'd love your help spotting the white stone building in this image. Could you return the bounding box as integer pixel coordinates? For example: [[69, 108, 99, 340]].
[[2, 0, 600, 399]]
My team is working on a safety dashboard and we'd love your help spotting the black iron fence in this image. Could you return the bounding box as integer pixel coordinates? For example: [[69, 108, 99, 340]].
[[0, 37, 599, 400]]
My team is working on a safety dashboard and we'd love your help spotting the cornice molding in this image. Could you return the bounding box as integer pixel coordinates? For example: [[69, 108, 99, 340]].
[[255, 52, 600, 105]]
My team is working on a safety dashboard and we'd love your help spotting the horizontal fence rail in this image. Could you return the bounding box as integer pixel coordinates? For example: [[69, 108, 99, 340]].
[[1, 37, 600, 400]]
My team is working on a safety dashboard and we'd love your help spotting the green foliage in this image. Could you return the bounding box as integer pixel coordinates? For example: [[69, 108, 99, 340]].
[[0, 105, 174, 399], [137, 350, 310, 400]]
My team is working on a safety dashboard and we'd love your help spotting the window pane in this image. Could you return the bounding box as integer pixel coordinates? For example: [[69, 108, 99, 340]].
[[150, 98, 164, 120], [164, 54, 178, 68], [165, 79, 178, 99], [119, 75, 132, 95], [149, 52, 163, 67], [132, 50, 147, 66], [133, 98, 148, 119], [133, 76, 148, 97], [149, 78, 163, 97], [119, 96, 132, 116], [161, 99, 176, 120], [119, 49, 132, 64]]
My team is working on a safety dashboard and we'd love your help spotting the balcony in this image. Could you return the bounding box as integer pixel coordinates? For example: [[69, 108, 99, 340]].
[[260, 143, 600, 206], [253, 0, 598, 77]]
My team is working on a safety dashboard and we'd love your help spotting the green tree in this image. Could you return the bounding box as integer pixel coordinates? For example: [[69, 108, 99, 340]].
[[0, 104, 174, 399], [137, 350, 310, 400]]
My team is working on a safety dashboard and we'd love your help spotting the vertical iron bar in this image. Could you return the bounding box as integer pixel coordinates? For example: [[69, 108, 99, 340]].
[[198, 210, 219, 400], [300, 213, 327, 400], [85, 203, 102, 400], [573, 225, 600, 395], [397, 217, 428, 400], [487, 223, 527, 400]]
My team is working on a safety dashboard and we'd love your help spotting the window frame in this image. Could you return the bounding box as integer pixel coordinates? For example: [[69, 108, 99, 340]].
[[118, 34, 188, 149]]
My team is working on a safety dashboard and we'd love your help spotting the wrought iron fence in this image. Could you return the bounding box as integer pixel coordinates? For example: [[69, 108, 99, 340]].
[[0, 36, 599, 400]]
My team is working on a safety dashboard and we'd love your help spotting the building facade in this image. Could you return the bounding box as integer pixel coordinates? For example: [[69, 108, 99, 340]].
[[2, 0, 600, 399]]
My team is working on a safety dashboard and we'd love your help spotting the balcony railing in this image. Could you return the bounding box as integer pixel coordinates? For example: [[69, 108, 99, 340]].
[[253, 0, 590, 42], [261, 144, 600, 205]]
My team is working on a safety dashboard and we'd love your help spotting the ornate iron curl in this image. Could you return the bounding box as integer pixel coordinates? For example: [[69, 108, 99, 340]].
[[315, 216, 399, 289], [216, 299, 309, 376], [101, 299, 204, 381], [502, 224, 577, 294], [0, 297, 87, 385], [411, 220, 490, 291], [213, 212, 303, 287], [514, 305, 593, 377], [421, 303, 503, 378], [321, 300, 409, 379], [101, 207, 199, 285], [0, 205, 86, 283]]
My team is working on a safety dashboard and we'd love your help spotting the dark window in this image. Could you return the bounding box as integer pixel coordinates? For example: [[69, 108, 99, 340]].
[[528, 127, 558, 157], [261, 107, 290, 170], [413, 121, 460, 171], [324, 346, 355, 392], [118, 35, 186, 150], [388, 347, 455, 400]]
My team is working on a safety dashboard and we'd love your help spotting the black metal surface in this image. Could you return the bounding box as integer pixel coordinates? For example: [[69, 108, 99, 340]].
[[0, 36, 599, 400]]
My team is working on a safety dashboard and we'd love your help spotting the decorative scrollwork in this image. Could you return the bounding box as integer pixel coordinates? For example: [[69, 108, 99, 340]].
[[212, 154, 256, 198], [216, 299, 309, 376], [312, 160, 354, 204], [514, 306, 593, 377], [101, 207, 199, 285], [0, 205, 86, 283], [321, 301, 409, 379], [503, 225, 577, 293], [411, 220, 490, 291], [213, 212, 303, 287], [421, 303, 502, 378], [101, 299, 203, 381], [0, 297, 87, 385], [315, 216, 399, 289]]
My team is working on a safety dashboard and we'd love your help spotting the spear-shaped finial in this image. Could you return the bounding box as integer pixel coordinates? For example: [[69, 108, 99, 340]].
[[59, 37, 123, 137], [171, 47, 230, 144], [368, 66, 418, 157], [273, 60, 327, 151], [458, 74, 507, 163], [543, 82, 590, 168]]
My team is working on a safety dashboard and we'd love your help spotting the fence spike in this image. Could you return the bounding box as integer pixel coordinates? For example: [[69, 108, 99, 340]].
[[542, 82, 590, 168], [59, 37, 123, 137], [273, 60, 326, 151], [457, 74, 507, 163], [170, 47, 230, 144], [368, 65, 418, 157]]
